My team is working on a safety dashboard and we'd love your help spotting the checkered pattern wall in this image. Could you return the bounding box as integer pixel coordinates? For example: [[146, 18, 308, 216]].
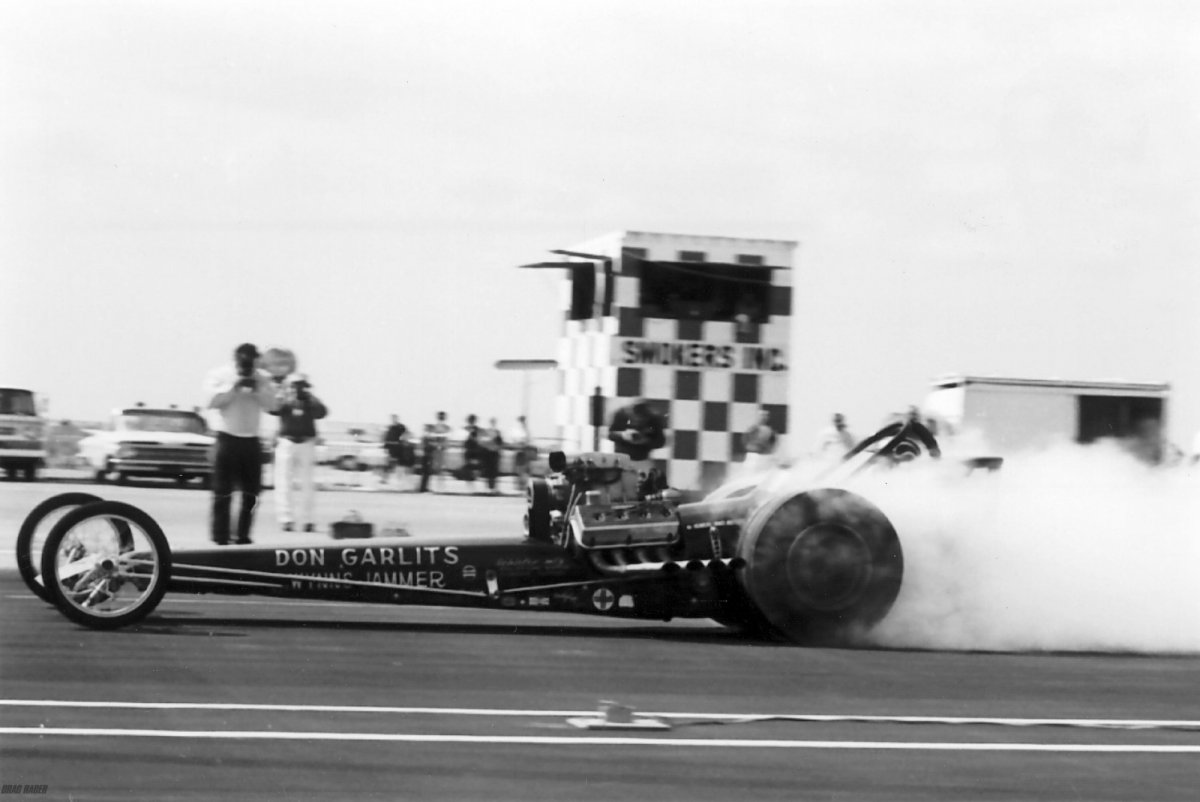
[[552, 232, 795, 491]]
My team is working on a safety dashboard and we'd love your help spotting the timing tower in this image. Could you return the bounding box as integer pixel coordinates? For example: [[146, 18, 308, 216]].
[[523, 230, 795, 491]]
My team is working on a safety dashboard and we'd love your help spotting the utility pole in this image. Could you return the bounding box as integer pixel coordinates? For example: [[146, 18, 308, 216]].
[[494, 359, 558, 431]]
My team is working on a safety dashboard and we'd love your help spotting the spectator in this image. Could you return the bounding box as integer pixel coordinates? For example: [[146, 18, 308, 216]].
[[479, 417, 504, 493], [817, 412, 857, 457], [607, 398, 667, 496], [269, 372, 328, 532], [203, 343, 278, 545], [418, 411, 451, 493], [742, 406, 778, 472], [380, 414, 410, 489], [459, 414, 483, 487], [507, 415, 532, 491]]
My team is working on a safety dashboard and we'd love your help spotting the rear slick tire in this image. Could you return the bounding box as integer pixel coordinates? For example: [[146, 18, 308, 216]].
[[736, 488, 903, 646]]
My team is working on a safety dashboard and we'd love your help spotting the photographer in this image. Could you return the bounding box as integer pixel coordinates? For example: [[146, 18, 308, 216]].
[[203, 343, 278, 545], [269, 373, 327, 532]]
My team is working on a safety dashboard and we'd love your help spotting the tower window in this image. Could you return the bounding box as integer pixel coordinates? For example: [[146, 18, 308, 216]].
[[568, 266, 595, 320], [638, 260, 771, 323]]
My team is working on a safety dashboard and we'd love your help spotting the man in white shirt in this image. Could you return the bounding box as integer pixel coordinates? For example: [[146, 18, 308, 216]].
[[742, 406, 779, 473], [203, 343, 278, 545], [816, 412, 857, 457]]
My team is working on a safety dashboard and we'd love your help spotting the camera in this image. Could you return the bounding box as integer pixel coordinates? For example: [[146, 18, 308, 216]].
[[236, 363, 257, 390], [236, 352, 256, 384]]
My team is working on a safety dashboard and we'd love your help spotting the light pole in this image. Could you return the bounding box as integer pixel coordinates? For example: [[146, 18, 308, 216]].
[[493, 359, 558, 431]]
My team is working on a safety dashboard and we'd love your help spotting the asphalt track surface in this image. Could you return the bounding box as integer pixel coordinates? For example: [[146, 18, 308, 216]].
[[2, 476, 1198, 801]]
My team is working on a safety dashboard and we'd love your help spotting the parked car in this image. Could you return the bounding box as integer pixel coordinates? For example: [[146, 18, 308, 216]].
[[77, 406, 214, 487], [315, 427, 388, 471], [415, 428, 549, 480]]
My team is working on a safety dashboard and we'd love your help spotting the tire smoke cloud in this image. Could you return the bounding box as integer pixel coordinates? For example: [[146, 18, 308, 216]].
[[831, 445, 1200, 653]]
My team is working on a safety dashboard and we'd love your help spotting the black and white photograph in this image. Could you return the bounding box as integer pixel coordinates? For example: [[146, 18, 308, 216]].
[[2, 1, 1198, 799]]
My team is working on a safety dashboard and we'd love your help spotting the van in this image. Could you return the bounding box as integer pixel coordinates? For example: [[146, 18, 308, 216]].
[[0, 387, 48, 480]]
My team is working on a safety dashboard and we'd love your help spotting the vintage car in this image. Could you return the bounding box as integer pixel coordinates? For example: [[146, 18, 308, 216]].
[[19, 421, 943, 645], [415, 428, 549, 480], [0, 386, 47, 480], [316, 431, 389, 471], [77, 406, 214, 486]]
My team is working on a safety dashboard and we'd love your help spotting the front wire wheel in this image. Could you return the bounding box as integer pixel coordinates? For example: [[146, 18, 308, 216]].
[[15, 492, 103, 602], [39, 500, 172, 630]]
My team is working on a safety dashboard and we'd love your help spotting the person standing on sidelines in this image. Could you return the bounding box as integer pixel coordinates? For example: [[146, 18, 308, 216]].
[[270, 373, 328, 532], [607, 397, 667, 497], [380, 414, 410, 489], [742, 406, 778, 473], [419, 411, 451, 493], [204, 343, 278, 545], [816, 412, 857, 457], [507, 415, 532, 492], [479, 416, 504, 494]]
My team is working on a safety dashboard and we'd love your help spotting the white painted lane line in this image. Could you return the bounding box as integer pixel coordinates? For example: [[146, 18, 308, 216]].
[[0, 700, 589, 716], [3, 701, 1199, 732], [0, 728, 1197, 752]]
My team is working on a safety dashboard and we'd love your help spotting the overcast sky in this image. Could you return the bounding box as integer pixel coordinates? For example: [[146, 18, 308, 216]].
[[2, 0, 1197, 450]]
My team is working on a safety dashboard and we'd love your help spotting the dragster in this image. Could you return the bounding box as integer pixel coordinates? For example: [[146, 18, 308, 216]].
[[16, 422, 947, 645]]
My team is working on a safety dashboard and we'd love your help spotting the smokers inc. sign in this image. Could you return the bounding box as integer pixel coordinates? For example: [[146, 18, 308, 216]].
[[614, 338, 787, 373]]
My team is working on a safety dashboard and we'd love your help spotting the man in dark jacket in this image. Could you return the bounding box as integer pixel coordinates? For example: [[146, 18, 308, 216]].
[[607, 398, 667, 461], [269, 373, 328, 532], [380, 414, 410, 488], [607, 398, 668, 497]]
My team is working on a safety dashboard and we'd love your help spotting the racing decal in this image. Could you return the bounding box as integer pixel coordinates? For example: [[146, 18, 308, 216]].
[[271, 546, 461, 591], [273, 546, 459, 568], [340, 546, 459, 567], [274, 548, 327, 567], [591, 587, 616, 612], [528, 596, 550, 608], [494, 556, 574, 577], [462, 565, 477, 580], [618, 596, 635, 609], [285, 570, 448, 590]]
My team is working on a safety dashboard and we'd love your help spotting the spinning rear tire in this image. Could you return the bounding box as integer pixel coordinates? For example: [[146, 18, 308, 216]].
[[16, 492, 103, 602], [736, 488, 903, 646], [40, 501, 172, 630]]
